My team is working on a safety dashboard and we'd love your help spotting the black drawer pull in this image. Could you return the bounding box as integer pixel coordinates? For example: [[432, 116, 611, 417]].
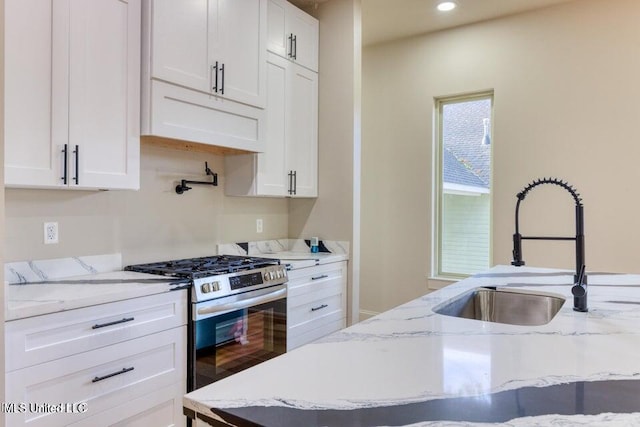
[[311, 275, 328, 281], [311, 304, 329, 312], [92, 367, 134, 383], [92, 317, 135, 329]]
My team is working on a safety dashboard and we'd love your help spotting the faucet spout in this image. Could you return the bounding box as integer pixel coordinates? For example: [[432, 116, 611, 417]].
[[511, 177, 587, 312]]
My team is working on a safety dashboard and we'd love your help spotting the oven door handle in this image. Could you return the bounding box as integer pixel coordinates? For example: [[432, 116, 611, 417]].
[[197, 287, 287, 317]]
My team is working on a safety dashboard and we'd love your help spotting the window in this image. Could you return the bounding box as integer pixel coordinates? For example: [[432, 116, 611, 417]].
[[434, 93, 493, 278]]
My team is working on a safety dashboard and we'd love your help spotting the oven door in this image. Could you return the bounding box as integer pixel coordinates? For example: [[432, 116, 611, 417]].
[[193, 284, 286, 389]]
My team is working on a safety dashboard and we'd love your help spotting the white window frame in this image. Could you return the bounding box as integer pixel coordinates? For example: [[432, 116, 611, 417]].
[[432, 91, 494, 280]]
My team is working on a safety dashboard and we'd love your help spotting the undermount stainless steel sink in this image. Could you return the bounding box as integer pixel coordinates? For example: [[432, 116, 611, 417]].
[[434, 287, 566, 326]]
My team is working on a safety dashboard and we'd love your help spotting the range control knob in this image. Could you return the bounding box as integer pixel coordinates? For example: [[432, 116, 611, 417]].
[[263, 272, 270, 281], [201, 283, 212, 293]]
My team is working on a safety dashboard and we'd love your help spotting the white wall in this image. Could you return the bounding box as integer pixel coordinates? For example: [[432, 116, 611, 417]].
[[289, 0, 361, 324], [362, 0, 640, 314], [5, 144, 289, 265]]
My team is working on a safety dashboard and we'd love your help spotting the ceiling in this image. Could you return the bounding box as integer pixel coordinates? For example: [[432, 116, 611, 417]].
[[289, 0, 577, 46]]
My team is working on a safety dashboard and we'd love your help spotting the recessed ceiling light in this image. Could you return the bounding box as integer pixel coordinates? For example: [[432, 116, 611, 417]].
[[437, 1, 457, 12]]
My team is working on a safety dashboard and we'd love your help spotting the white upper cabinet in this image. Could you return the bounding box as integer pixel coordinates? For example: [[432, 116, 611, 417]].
[[150, 0, 266, 108], [267, 0, 318, 72], [224, 53, 317, 198], [286, 62, 318, 197], [142, 0, 267, 152], [4, 0, 140, 190]]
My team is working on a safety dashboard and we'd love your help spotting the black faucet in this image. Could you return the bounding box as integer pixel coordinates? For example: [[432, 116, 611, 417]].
[[511, 178, 587, 312]]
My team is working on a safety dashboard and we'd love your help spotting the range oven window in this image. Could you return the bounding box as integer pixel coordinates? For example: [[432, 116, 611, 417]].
[[194, 298, 286, 389]]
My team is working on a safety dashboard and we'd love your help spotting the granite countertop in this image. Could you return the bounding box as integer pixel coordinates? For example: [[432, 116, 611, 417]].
[[183, 265, 640, 426], [6, 270, 188, 321]]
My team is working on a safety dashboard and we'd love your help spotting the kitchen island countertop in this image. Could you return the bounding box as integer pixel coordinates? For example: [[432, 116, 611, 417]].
[[183, 265, 640, 426]]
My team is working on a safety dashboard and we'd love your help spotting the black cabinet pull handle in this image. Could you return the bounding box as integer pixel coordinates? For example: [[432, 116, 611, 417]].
[[293, 170, 297, 195], [311, 304, 328, 312], [293, 34, 297, 60], [288, 171, 293, 195], [288, 33, 293, 58], [61, 144, 68, 184], [220, 63, 225, 95], [212, 61, 218, 92], [73, 145, 79, 185], [92, 367, 134, 383], [92, 317, 135, 329], [311, 274, 328, 280]]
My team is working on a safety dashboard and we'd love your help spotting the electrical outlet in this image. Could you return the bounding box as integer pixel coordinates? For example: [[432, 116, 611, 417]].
[[256, 219, 263, 233], [44, 222, 59, 244]]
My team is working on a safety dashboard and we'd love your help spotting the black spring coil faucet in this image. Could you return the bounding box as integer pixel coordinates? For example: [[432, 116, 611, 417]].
[[512, 177, 588, 312]]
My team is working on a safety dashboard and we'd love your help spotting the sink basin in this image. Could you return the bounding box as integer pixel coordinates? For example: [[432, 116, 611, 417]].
[[434, 287, 566, 326]]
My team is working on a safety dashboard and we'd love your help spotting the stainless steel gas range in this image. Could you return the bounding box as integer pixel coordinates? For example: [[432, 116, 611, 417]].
[[126, 255, 288, 391]]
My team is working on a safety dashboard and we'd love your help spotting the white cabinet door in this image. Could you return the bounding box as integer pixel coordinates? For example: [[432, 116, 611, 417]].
[[287, 63, 318, 197], [287, 5, 319, 72], [266, 0, 318, 72], [4, 0, 140, 190], [150, 0, 210, 93], [4, 0, 67, 188], [68, 0, 140, 190], [217, 0, 266, 107], [257, 54, 289, 195]]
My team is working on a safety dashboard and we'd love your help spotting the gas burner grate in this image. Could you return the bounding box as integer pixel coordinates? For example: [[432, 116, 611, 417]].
[[125, 255, 280, 278]]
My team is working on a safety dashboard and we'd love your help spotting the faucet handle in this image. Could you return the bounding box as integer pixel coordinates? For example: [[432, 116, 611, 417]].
[[511, 234, 525, 266]]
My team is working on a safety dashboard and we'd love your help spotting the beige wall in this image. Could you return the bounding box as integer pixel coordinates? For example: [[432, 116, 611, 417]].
[[288, 0, 361, 324], [5, 144, 289, 265], [362, 0, 640, 314]]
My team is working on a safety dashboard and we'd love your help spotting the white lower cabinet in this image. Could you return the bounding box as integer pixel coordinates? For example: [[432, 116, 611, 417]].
[[5, 291, 187, 427], [287, 261, 347, 351]]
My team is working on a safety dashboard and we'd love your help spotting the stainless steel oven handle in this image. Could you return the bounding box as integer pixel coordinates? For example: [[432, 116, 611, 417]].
[[197, 287, 287, 316]]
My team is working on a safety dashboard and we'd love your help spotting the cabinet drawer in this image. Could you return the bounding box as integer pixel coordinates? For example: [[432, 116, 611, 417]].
[[6, 290, 187, 371], [287, 262, 345, 291], [288, 278, 343, 310], [287, 318, 344, 351], [6, 327, 186, 427], [68, 381, 185, 427], [288, 292, 343, 331]]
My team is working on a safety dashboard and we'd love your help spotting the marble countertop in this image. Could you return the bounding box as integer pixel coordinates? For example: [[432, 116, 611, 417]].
[[6, 271, 188, 321], [258, 251, 348, 270], [217, 239, 349, 270], [183, 265, 640, 426]]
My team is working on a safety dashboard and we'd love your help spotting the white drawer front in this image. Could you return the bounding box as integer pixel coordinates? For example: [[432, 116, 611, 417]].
[[6, 327, 186, 427], [287, 318, 344, 351], [288, 292, 343, 331], [286, 262, 345, 290], [288, 279, 343, 311], [68, 381, 185, 427], [6, 290, 187, 371]]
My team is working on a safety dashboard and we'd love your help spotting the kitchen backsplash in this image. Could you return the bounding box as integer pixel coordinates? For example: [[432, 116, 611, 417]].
[[5, 253, 122, 285]]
